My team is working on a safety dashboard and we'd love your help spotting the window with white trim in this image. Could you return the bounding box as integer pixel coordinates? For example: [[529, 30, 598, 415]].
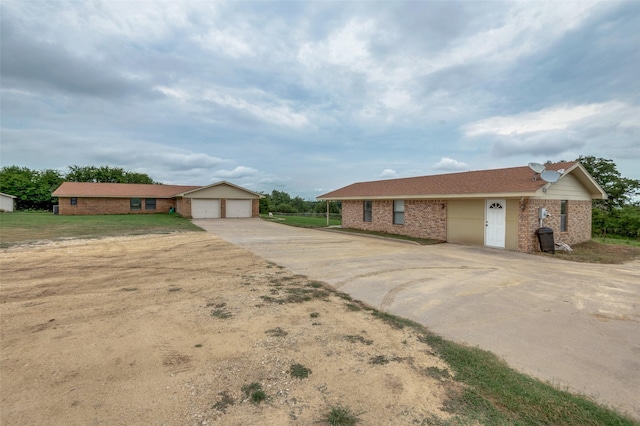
[[560, 200, 568, 232], [393, 200, 404, 225]]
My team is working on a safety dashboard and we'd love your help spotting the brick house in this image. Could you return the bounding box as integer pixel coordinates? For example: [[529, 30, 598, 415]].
[[52, 181, 263, 219], [318, 162, 607, 253]]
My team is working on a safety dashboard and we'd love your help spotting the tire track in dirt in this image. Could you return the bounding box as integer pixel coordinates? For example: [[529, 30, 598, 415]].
[[379, 278, 434, 310], [333, 266, 497, 289]]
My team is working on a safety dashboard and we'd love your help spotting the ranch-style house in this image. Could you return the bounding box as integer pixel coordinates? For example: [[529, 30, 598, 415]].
[[52, 181, 263, 219], [318, 162, 607, 253]]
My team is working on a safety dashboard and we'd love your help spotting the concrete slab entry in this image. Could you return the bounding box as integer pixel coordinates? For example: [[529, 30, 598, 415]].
[[194, 218, 640, 419]]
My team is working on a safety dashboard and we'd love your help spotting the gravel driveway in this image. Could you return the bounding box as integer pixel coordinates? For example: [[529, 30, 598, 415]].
[[195, 218, 640, 418]]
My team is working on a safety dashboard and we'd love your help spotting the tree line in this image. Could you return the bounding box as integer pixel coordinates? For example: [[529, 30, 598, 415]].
[[578, 156, 639, 238], [259, 189, 341, 215]]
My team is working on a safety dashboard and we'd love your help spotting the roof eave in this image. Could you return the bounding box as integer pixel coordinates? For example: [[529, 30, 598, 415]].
[[177, 180, 264, 198], [318, 191, 541, 201]]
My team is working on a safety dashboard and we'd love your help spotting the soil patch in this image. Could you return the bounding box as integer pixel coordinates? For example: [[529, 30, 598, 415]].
[[1, 233, 452, 425]]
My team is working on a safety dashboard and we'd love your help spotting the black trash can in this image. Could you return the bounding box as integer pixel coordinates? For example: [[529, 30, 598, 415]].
[[536, 227, 555, 254]]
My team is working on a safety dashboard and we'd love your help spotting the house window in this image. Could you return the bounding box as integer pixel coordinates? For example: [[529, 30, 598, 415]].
[[130, 198, 142, 210], [560, 200, 567, 232], [363, 201, 372, 222], [145, 198, 156, 211], [393, 200, 404, 225], [70, 197, 77, 206]]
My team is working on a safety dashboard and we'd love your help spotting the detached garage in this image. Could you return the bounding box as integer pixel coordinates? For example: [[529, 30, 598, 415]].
[[174, 181, 262, 219]]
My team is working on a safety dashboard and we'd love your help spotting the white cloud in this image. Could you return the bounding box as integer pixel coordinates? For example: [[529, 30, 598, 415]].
[[212, 166, 259, 179], [203, 89, 310, 129], [434, 157, 469, 171], [194, 28, 254, 58], [463, 103, 618, 137], [380, 169, 398, 178]]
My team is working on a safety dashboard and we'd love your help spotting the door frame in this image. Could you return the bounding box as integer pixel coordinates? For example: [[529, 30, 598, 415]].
[[484, 199, 506, 248]]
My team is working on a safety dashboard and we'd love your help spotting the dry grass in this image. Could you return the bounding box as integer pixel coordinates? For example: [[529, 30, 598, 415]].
[[552, 240, 640, 264]]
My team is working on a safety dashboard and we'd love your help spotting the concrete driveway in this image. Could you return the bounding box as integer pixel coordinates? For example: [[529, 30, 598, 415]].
[[194, 218, 640, 418]]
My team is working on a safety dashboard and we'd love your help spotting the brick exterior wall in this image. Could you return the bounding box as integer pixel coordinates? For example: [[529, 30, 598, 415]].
[[58, 196, 260, 218], [517, 199, 592, 252], [344, 198, 592, 253], [342, 199, 447, 240], [58, 197, 176, 215]]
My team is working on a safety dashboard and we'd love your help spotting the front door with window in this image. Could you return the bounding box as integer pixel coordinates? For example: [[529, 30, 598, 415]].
[[485, 199, 506, 248]]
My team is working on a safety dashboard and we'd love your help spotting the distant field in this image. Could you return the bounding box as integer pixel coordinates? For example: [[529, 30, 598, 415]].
[[0, 212, 203, 247]]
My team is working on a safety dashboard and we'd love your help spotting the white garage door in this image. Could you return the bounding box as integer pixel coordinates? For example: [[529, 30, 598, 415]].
[[191, 199, 220, 219], [226, 199, 252, 218]]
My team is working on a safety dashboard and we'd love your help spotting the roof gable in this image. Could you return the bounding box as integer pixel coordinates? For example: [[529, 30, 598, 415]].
[[318, 162, 606, 200], [177, 181, 264, 198]]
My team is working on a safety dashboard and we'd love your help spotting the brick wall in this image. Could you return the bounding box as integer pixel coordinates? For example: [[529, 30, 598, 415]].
[[342, 199, 447, 240], [176, 198, 191, 217], [518, 199, 592, 252], [252, 199, 260, 217], [58, 197, 176, 215]]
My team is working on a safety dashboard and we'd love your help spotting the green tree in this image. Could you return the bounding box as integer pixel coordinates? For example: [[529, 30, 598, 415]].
[[0, 166, 64, 210], [578, 155, 640, 211], [66, 165, 155, 184], [577, 156, 640, 238]]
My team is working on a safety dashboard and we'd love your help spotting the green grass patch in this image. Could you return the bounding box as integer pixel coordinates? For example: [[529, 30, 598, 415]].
[[262, 214, 341, 228], [242, 382, 267, 404], [321, 405, 362, 425], [289, 363, 312, 379], [336, 228, 443, 245], [0, 211, 203, 247]]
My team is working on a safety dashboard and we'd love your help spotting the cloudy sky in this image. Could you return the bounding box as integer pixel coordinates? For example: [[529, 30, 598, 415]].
[[2, 1, 639, 199]]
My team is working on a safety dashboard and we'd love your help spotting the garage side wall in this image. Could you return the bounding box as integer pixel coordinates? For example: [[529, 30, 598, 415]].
[[342, 199, 447, 240], [58, 197, 175, 215], [447, 200, 484, 246], [518, 199, 592, 252]]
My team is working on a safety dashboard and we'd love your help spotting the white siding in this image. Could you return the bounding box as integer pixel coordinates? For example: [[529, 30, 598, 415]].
[[533, 174, 592, 200], [0, 194, 15, 212], [185, 183, 257, 199]]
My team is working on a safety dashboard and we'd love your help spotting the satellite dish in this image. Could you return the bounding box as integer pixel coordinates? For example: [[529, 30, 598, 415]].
[[528, 162, 546, 174], [540, 170, 561, 183]]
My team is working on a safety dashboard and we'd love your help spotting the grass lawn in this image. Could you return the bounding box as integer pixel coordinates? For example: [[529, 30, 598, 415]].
[[552, 239, 640, 264], [0, 211, 203, 248], [261, 214, 341, 228]]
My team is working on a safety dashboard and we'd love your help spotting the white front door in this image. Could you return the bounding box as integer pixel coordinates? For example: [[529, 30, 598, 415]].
[[485, 199, 506, 248]]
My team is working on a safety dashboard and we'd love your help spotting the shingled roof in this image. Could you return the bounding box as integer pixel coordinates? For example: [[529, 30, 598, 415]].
[[317, 162, 602, 200], [52, 182, 201, 198]]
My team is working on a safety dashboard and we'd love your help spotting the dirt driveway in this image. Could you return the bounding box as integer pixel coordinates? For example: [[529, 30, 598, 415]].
[[195, 218, 640, 418]]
